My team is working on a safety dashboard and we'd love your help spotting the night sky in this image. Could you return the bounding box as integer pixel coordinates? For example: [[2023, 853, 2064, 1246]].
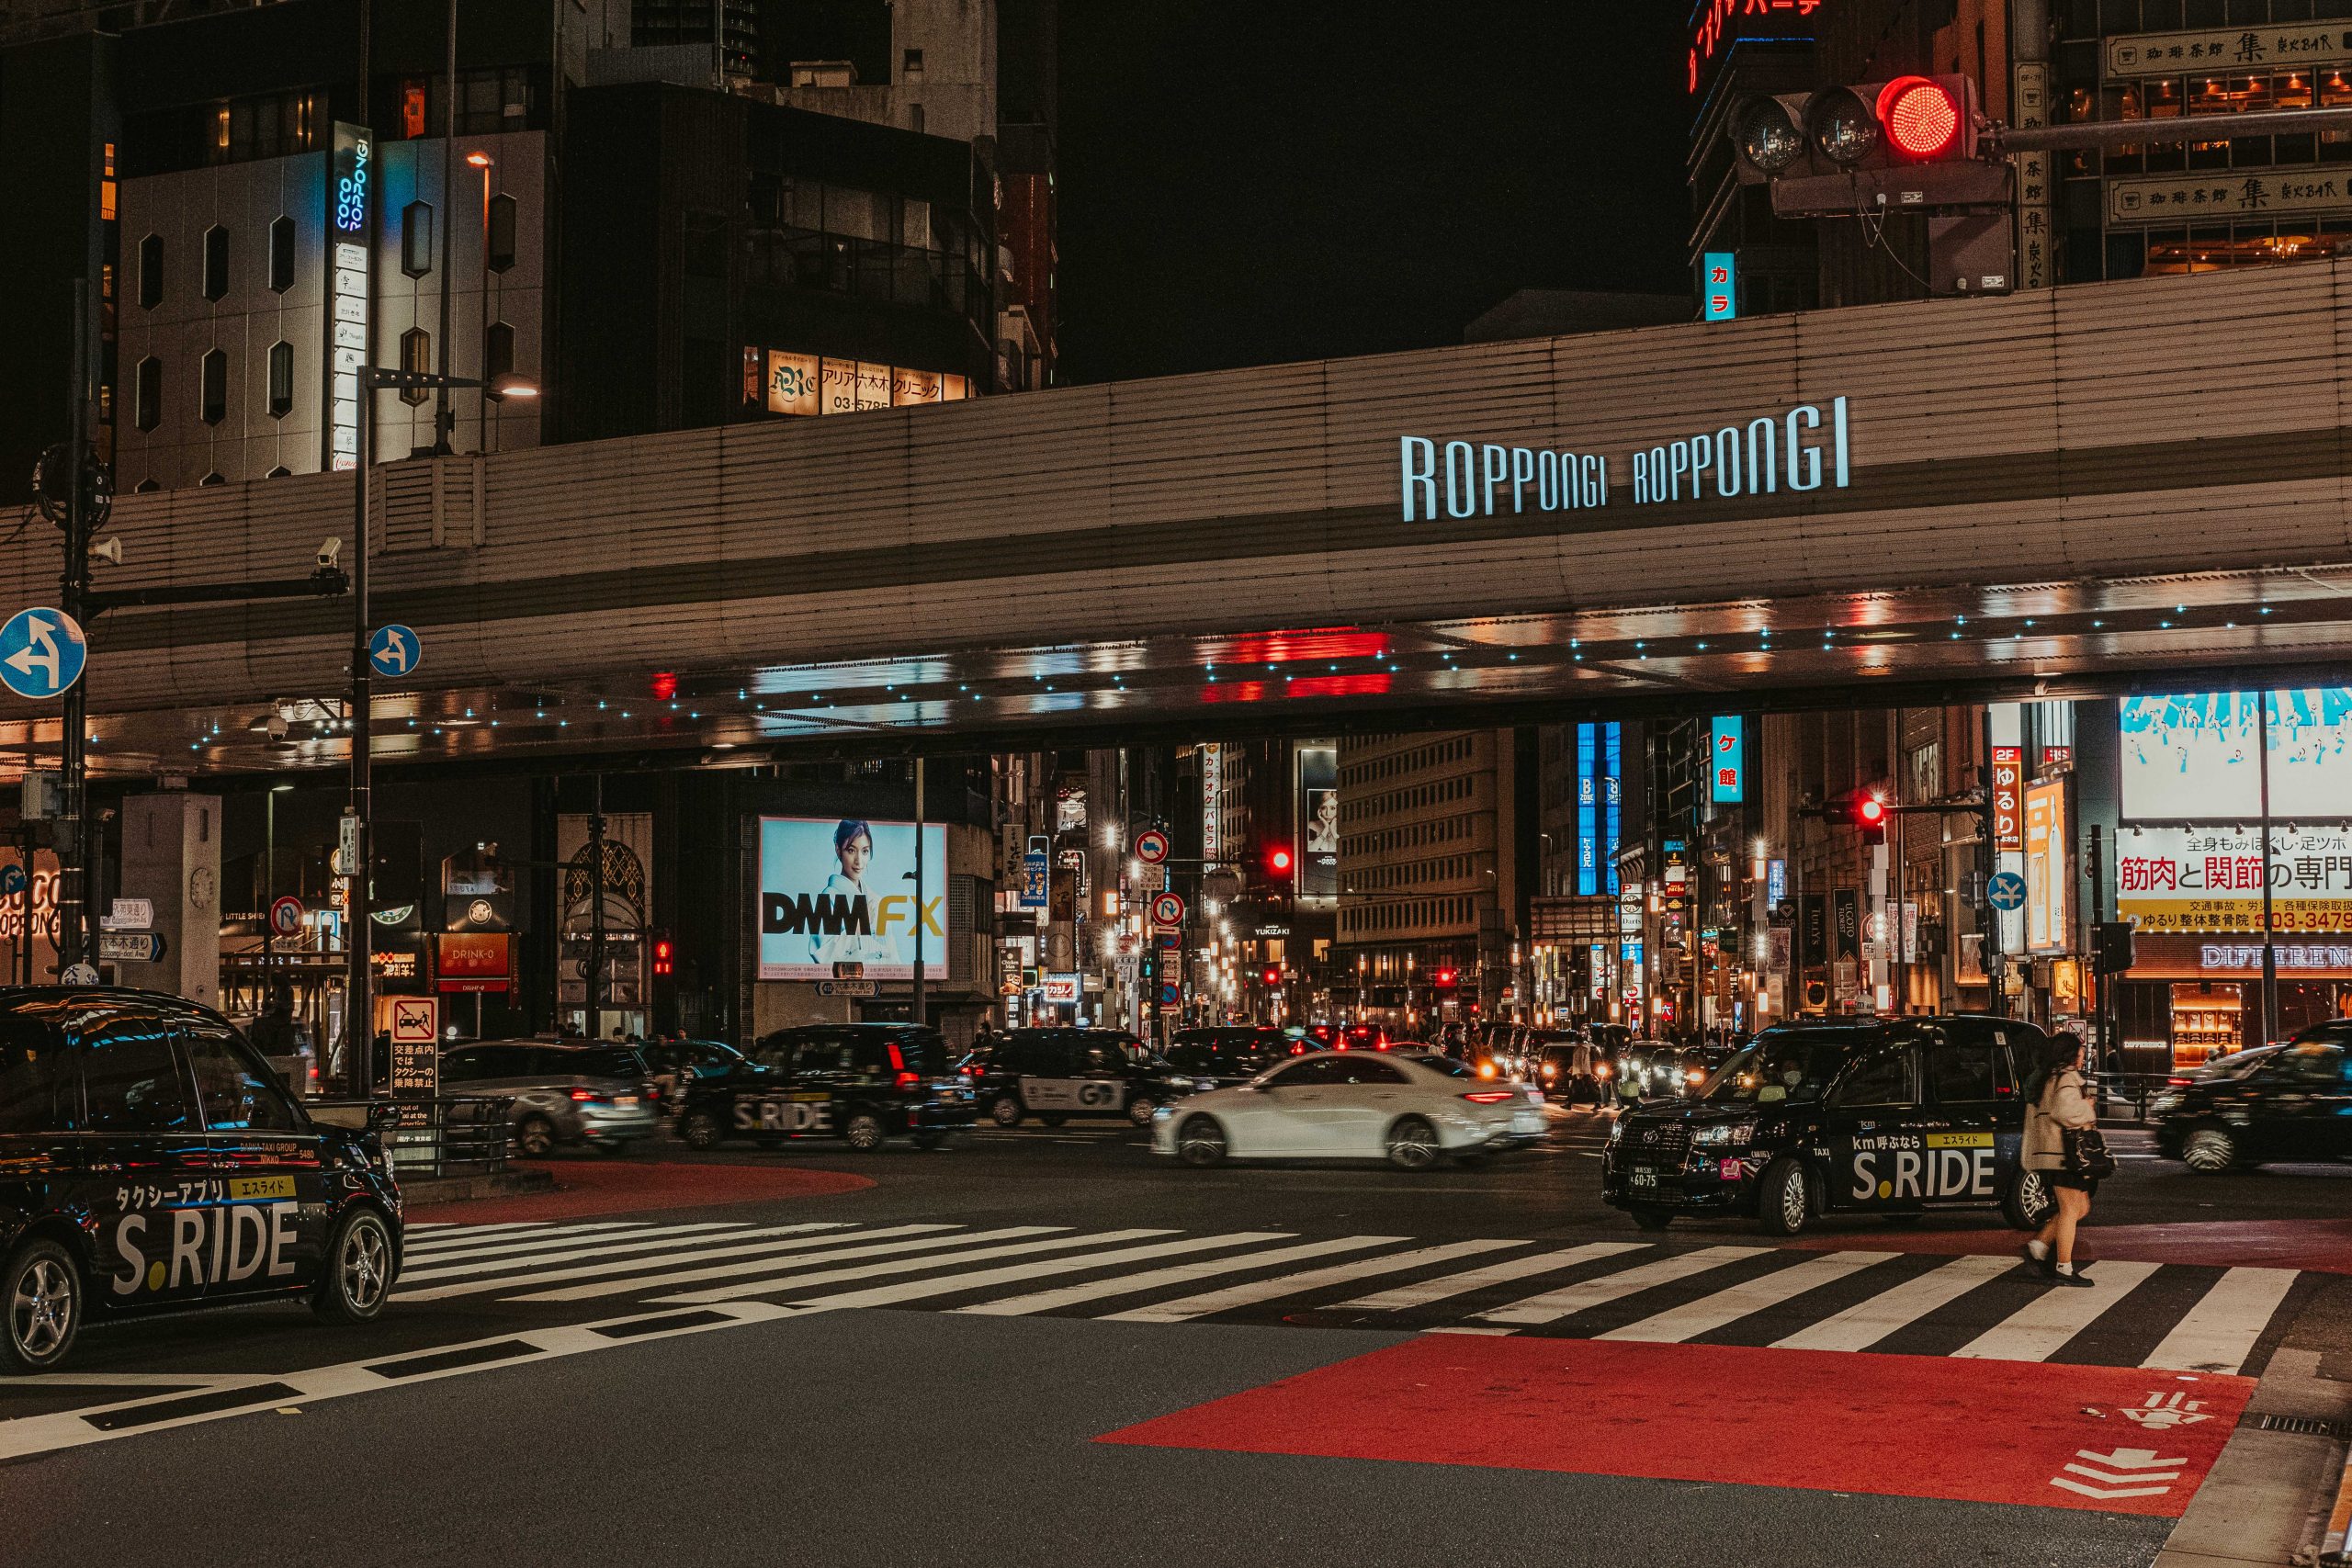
[[1057, 2, 1691, 385]]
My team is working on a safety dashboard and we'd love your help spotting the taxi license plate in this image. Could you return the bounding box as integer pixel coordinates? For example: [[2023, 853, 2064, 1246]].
[[1628, 1168, 1658, 1190], [616, 1095, 639, 1107]]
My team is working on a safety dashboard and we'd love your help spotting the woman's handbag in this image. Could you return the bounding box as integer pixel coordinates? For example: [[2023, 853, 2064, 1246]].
[[2062, 1125, 2117, 1181]]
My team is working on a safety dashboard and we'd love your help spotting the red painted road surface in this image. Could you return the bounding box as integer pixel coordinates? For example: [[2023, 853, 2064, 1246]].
[[411, 1160, 874, 1224], [1782, 1218, 2352, 1275], [1101, 1336, 2252, 1516]]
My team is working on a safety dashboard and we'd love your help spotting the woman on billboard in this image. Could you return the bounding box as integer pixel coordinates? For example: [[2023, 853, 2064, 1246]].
[[810, 819, 900, 967]]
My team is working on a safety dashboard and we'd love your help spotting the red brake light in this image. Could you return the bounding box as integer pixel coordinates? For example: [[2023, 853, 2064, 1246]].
[[1878, 76, 1960, 159], [569, 1088, 597, 1101], [1462, 1090, 1515, 1103], [895, 1070, 922, 1091], [2167, 1076, 2193, 1086]]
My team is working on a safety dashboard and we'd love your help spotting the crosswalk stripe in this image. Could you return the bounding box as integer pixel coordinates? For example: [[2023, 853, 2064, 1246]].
[[401, 1221, 558, 1239], [398, 1224, 927, 1302], [2142, 1265, 2301, 1373], [400, 1224, 755, 1280], [767, 1232, 1298, 1313], [652, 1229, 1188, 1305], [1478, 1246, 1770, 1326], [1100, 1239, 1531, 1325], [1951, 1260, 2164, 1362], [956, 1235, 1408, 1318], [1339, 1243, 1648, 1311], [1596, 1251, 1896, 1343], [503, 1227, 1064, 1304], [401, 1222, 676, 1261], [1769, 1253, 2018, 1352]]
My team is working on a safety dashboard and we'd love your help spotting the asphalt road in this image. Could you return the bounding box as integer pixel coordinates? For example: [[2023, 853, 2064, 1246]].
[[2, 1107, 2346, 1568]]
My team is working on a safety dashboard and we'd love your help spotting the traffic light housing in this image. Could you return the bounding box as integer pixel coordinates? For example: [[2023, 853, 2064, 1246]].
[[1843, 789, 1889, 846], [651, 934, 675, 977], [1732, 74, 2007, 217], [1432, 967, 1459, 989], [1264, 843, 1294, 877], [1261, 965, 1281, 987], [2095, 920, 2137, 976]]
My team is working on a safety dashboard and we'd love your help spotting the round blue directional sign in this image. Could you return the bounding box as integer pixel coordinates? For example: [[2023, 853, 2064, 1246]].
[[0, 864, 24, 897], [1987, 871, 2028, 911], [0, 607, 87, 701], [369, 623, 423, 679]]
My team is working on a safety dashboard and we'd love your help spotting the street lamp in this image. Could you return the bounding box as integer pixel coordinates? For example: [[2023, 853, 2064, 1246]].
[[465, 152, 500, 454], [345, 363, 537, 1093]]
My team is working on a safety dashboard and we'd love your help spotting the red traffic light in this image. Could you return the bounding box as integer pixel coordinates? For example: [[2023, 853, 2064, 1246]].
[[1261, 965, 1281, 986], [1432, 967, 1459, 988], [652, 936, 675, 976], [1266, 845, 1294, 874], [1877, 75, 1961, 160], [1856, 794, 1887, 827]]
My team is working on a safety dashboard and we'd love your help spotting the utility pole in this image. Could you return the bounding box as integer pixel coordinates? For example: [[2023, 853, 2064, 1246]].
[[433, 0, 457, 455], [56, 279, 96, 977], [345, 367, 375, 1092], [588, 774, 607, 1040], [912, 756, 927, 1029], [2256, 694, 2279, 1048]]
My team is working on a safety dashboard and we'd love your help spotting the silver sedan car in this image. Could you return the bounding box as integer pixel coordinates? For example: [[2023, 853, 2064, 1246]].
[[437, 1039, 659, 1156]]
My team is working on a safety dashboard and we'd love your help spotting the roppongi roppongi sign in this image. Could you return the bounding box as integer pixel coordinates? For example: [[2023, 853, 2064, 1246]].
[[1397, 397, 1852, 522]]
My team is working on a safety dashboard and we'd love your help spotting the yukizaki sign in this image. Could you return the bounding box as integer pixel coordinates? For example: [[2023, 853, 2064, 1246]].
[[1397, 397, 1852, 522]]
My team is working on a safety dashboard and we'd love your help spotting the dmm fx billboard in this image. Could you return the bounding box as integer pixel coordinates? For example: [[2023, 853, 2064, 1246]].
[[1397, 397, 1851, 522], [756, 817, 947, 981]]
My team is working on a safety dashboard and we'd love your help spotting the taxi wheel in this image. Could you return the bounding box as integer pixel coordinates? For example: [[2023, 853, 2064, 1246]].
[[2003, 1168, 2057, 1230], [1757, 1157, 1813, 1236], [1177, 1114, 1226, 1168], [1385, 1115, 1441, 1173], [681, 1111, 723, 1151], [2181, 1126, 2238, 1173], [989, 1096, 1023, 1128], [515, 1116, 556, 1158], [1, 1237, 80, 1374], [1126, 1096, 1159, 1127], [843, 1112, 887, 1153], [313, 1209, 394, 1324]]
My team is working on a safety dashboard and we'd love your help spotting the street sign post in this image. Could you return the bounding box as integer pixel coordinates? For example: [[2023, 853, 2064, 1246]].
[[817, 979, 880, 998], [1134, 828, 1170, 865], [368, 624, 423, 679], [0, 608, 87, 700], [389, 997, 440, 1100], [96, 931, 165, 964], [270, 896, 306, 937], [0, 865, 25, 897], [1987, 871, 2028, 912], [1151, 891, 1185, 928]]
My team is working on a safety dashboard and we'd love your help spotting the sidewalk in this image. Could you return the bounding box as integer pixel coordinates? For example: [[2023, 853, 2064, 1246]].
[[407, 1158, 875, 1225]]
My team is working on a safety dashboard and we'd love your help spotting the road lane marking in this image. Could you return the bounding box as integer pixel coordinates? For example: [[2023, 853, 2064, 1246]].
[[652, 1229, 1187, 1305], [1597, 1251, 1897, 1343], [1479, 1247, 1771, 1326], [1769, 1253, 2017, 1352], [1338, 1243, 1647, 1311], [503, 1227, 1065, 1303], [1101, 1239, 1530, 1324], [396, 1224, 942, 1302], [399, 1223, 787, 1281], [400, 1222, 695, 1265], [1952, 1261, 2163, 1362], [771, 1233, 1296, 1313], [957, 1236, 1406, 1317], [2141, 1265, 2301, 1373]]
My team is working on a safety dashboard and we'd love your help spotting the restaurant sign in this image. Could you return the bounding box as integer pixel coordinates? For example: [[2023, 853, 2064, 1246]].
[[2109, 170, 2352, 223], [2116, 824, 2352, 933], [2105, 24, 2352, 77]]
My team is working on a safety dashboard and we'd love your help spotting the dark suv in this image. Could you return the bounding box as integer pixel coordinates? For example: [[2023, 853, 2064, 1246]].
[[962, 1028, 1195, 1128], [1163, 1026, 1288, 1090], [2152, 1023, 2352, 1170], [0, 987, 403, 1372], [678, 1024, 976, 1152]]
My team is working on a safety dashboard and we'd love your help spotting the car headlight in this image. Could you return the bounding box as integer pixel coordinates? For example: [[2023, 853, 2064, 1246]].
[[1168, 1077, 1195, 1091], [1152, 1104, 1173, 1122], [1607, 1117, 1626, 1143], [2150, 1093, 2181, 1113]]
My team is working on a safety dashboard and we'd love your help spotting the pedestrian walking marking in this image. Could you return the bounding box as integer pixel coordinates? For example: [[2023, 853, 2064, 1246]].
[[501, 1225, 1047, 1305], [1102, 1239, 1528, 1325], [368, 623, 422, 678], [1987, 871, 2027, 910], [1770, 1253, 2017, 1352], [1340, 1242, 1649, 1312], [2122, 1391, 2209, 1429], [1596, 1249, 1896, 1344], [654, 1228, 1184, 1306], [1478, 1245, 1770, 1326], [741, 1231, 1289, 1314], [956, 1235, 1405, 1318], [0, 607, 86, 700], [2049, 1447, 2184, 1500], [2142, 1265, 2301, 1372], [1951, 1260, 2162, 1362]]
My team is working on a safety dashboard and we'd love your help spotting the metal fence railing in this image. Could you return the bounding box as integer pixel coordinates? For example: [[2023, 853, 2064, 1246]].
[[2092, 1071, 2178, 1122], [311, 1096, 514, 1179]]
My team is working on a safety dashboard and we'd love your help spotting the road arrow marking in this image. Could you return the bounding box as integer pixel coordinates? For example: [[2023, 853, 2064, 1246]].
[[2077, 1448, 2188, 1469], [2064, 1461, 2182, 1484], [2051, 1477, 2174, 1500], [2049, 1447, 2186, 1501]]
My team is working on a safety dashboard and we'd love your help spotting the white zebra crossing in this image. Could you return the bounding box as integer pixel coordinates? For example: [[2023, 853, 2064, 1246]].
[[386, 1218, 2302, 1375]]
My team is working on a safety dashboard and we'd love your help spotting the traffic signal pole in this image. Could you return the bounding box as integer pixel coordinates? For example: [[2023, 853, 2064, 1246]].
[[57, 280, 93, 976], [1991, 106, 2352, 154]]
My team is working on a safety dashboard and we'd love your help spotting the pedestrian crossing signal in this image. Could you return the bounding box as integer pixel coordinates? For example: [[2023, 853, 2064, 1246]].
[[652, 935, 675, 977]]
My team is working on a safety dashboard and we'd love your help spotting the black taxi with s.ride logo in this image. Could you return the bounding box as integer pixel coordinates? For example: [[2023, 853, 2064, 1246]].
[[0, 988, 404, 1373], [676, 1024, 975, 1154], [1600, 1016, 2059, 1236]]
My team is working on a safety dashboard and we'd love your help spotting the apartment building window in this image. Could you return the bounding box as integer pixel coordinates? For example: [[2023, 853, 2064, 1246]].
[[399, 329, 431, 404], [903, 48, 924, 77], [485, 321, 514, 392], [133, 355, 163, 431], [487, 194, 517, 271], [402, 202, 434, 277], [202, 225, 229, 301], [199, 349, 227, 424], [268, 216, 296, 292], [138, 234, 163, 309], [266, 341, 294, 418]]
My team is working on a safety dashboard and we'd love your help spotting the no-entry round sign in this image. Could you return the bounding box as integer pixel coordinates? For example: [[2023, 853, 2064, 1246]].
[[269, 896, 305, 937], [1135, 828, 1171, 864]]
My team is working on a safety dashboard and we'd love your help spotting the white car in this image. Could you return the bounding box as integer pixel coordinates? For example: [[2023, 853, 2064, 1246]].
[[1150, 1049, 1546, 1171]]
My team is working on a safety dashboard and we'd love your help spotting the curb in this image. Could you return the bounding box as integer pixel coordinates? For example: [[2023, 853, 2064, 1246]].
[[400, 1168, 555, 1205], [2322, 1444, 2352, 1566]]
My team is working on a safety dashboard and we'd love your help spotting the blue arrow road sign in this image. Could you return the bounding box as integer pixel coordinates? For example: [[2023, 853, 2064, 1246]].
[[1987, 871, 2028, 911], [369, 624, 423, 679], [0, 864, 24, 897], [0, 607, 87, 700]]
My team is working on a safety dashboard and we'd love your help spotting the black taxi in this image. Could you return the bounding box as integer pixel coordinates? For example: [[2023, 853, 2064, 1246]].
[[1601, 1015, 2056, 1235], [2152, 1020, 2352, 1170], [0, 987, 403, 1372], [676, 1023, 975, 1153], [961, 1028, 1196, 1128]]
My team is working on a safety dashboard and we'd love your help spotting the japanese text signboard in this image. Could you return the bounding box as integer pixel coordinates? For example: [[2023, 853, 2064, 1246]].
[[1992, 746, 2023, 852], [2117, 824, 2352, 932]]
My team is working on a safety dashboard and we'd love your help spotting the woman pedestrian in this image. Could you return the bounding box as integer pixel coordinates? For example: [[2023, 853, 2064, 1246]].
[[2022, 1032, 2102, 1286]]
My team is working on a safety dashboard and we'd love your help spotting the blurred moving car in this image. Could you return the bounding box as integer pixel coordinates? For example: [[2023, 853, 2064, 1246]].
[[1533, 1037, 1601, 1103], [439, 1038, 659, 1156], [961, 1028, 1195, 1127], [640, 1037, 751, 1109], [679, 1023, 974, 1152], [2152, 1024, 2352, 1170], [1163, 1026, 1288, 1090], [1154, 1050, 1546, 1171]]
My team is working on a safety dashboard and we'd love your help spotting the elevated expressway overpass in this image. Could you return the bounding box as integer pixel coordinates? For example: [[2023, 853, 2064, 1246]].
[[10, 259, 2352, 775]]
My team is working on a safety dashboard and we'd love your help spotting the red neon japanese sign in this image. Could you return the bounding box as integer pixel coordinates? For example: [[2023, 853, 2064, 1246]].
[[1690, 0, 1828, 95]]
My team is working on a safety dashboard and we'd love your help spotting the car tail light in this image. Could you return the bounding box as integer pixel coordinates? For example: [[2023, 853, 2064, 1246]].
[[896, 1071, 922, 1092], [569, 1088, 601, 1102], [1461, 1090, 1516, 1103], [2166, 1076, 2193, 1086]]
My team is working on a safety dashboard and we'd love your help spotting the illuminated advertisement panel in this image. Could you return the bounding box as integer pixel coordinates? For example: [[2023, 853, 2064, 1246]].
[[2120, 689, 2352, 819], [325, 121, 374, 471], [756, 816, 948, 980]]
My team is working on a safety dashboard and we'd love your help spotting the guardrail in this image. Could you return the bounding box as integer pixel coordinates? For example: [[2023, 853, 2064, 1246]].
[[2093, 1070, 2179, 1122], [311, 1096, 515, 1179]]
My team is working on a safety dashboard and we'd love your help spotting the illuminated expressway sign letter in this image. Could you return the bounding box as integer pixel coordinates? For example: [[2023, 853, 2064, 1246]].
[[1397, 396, 1850, 523], [326, 122, 374, 472]]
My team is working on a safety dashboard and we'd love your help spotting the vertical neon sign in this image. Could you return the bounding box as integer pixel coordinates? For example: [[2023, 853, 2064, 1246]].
[[326, 122, 374, 472]]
